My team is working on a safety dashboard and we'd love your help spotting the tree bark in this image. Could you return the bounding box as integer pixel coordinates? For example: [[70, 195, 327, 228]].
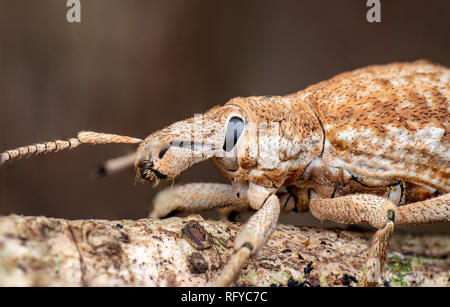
[[0, 214, 448, 287]]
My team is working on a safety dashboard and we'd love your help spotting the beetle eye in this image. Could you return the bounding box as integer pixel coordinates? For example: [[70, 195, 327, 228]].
[[223, 117, 244, 152]]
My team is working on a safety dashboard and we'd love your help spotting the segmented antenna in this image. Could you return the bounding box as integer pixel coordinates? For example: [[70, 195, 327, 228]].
[[93, 152, 137, 177], [0, 131, 142, 165]]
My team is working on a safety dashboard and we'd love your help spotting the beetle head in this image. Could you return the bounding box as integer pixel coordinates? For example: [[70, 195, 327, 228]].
[[135, 104, 246, 184], [135, 95, 323, 188]]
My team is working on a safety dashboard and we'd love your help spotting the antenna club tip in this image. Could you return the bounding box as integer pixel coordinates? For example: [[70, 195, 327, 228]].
[[77, 131, 142, 144]]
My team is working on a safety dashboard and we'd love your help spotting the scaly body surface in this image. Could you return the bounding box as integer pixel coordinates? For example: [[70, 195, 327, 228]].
[[1, 60, 449, 286], [301, 61, 449, 195]]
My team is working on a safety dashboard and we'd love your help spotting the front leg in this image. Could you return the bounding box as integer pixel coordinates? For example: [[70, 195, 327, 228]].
[[210, 193, 281, 286], [152, 182, 281, 286], [149, 183, 244, 219], [309, 193, 397, 287]]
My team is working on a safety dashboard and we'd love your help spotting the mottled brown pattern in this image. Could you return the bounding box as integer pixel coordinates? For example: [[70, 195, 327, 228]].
[[224, 96, 324, 187], [291, 60, 449, 192]]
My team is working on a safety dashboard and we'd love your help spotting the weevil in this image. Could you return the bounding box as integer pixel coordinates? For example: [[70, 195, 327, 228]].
[[1, 60, 449, 286]]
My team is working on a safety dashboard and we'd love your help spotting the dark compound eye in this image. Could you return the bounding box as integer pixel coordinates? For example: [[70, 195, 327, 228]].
[[223, 117, 244, 152]]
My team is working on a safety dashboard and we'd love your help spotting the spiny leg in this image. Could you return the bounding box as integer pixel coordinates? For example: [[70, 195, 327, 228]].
[[149, 183, 244, 219], [309, 193, 397, 287], [0, 131, 142, 165], [397, 193, 449, 225], [210, 194, 280, 286]]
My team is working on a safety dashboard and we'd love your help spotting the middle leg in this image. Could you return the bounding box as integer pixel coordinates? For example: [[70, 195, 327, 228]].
[[309, 193, 397, 286]]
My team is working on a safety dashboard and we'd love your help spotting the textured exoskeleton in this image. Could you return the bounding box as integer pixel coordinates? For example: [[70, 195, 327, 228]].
[[1, 60, 449, 286]]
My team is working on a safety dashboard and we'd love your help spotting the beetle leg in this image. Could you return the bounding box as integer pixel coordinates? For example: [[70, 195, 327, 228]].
[[217, 189, 296, 222], [396, 192, 449, 225], [149, 183, 244, 219], [309, 192, 397, 287], [359, 218, 394, 287], [210, 194, 280, 286]]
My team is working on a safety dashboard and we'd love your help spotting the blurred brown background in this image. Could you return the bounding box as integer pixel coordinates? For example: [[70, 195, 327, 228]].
[[0, 0, 449, 233]]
